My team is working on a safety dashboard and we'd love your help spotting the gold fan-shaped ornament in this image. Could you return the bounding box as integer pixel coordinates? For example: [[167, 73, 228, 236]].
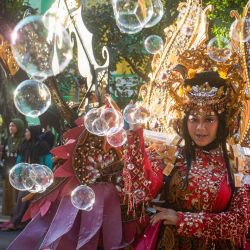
[[139, 0, 250, 148], [138, 0, 212, 135], [238, 0, 250, 147], [0, 34, 19, 76]]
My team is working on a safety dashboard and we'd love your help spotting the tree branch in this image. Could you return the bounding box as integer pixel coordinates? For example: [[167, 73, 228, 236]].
[[122, 56, 149, 81]]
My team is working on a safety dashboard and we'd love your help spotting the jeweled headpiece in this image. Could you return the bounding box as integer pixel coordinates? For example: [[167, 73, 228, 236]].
[[160, 46, 246, 142], [175, 68, 228, 115]]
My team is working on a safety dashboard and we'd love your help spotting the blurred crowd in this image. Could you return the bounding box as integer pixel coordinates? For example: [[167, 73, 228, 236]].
[[0, 118, 55, 231]]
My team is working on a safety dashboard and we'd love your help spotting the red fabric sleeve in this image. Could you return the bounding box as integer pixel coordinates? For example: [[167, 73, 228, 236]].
[[176, 185, 250, 245], [123, 128, 163, 201]]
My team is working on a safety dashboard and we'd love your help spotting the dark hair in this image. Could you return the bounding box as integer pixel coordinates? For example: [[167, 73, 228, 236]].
[[182, 112, 235, 191], [184, 71, 227, 88], [20, 125, 51, 163], [27, 125, 42, 142]]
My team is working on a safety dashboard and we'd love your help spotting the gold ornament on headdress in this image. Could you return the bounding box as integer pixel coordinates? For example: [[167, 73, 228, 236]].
[[136, 0, 249, 147], [0, 34, 19, 76], [158, 45, 246, 142]]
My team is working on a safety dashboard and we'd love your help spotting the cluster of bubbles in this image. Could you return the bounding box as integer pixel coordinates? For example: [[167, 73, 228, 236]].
[[207, 18, 250, 63], [84, 107, 127, 147], [14, 79, 51, 118], [84, 103, 150, 148], [11, 14, 73, 118], [9, 163, 54, 193], [71, 185, 95, 211], [112, 0, 164, 34]]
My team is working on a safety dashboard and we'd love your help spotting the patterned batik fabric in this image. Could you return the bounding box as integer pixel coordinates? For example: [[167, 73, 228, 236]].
[[124, 129, 250, 249], [159, 148, 249, 250]]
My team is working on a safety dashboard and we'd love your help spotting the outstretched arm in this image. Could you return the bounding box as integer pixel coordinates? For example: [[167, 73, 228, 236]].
[[124, 127, 164, 201]]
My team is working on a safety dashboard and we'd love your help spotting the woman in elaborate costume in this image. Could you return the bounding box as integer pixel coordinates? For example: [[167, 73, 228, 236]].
[[8, 46, 250, 249], [123, 49, 250, 249]]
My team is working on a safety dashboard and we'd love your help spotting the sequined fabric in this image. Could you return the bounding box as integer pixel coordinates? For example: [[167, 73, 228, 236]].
[[159, 148, 249, 249], [125, 129, 250, 249]]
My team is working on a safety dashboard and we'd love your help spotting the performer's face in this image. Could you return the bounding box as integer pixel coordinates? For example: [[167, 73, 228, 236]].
[[187, 112, 218, 147]]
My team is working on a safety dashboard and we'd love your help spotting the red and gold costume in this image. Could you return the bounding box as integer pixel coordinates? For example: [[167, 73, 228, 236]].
[[125, 128, 250, 249]]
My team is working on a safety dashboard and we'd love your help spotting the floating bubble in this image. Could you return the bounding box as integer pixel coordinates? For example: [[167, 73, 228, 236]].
[[100, 108, 124, 134], [9, 163, 32, 191], [11, 15, 72, 79], [145, 0, 164, 28], [230, 18, 250, 43], [30, 75, 47, 82], [123, 104, 138, 124], [43, 5, 70, 29], [144, 35, 163, 54], [92, 118, 109, 135], [84, 108, 103, 135], [123, 104, 150, 124], [85, 107, 124, 136], [207, 37, 232, 63], [113, 0, 153, 34], [107, 128, 127, 147], [22, 164, 54, 193], [71, 185, 95, 211], [115, 20, 143, 34], [14, 79, 51, 118]]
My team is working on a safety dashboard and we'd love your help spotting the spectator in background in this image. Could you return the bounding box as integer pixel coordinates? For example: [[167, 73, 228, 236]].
[[1, 125, 53, 231], [1, 119, 24, 216], [39, 106, 62, 147]]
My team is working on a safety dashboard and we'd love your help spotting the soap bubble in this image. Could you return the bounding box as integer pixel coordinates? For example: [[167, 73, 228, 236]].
[[145, 0, 163, 28], [100, 108, 124, 134], [144, 35, 163, 54], [115, 19, 143, 34], [9, 163, 32, 191], [207, 37, 232, 62], [14, 79, 51, 118], [11, 15, 72, 79], [107, 128, 127, 147], [230, 18, 250, 43], [123, 104, 150, 124], [22, 164, 54, 193], [84, 108, 103, 135], [43, 6, 70, 29], [91, 117, 109, 135], [85, 108, 124, 136], [113, 0, 153, 34], [71, 185, 95, 211]]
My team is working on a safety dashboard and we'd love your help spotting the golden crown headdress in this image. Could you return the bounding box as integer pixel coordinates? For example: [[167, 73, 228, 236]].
[[158, 45, 245, 142]]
